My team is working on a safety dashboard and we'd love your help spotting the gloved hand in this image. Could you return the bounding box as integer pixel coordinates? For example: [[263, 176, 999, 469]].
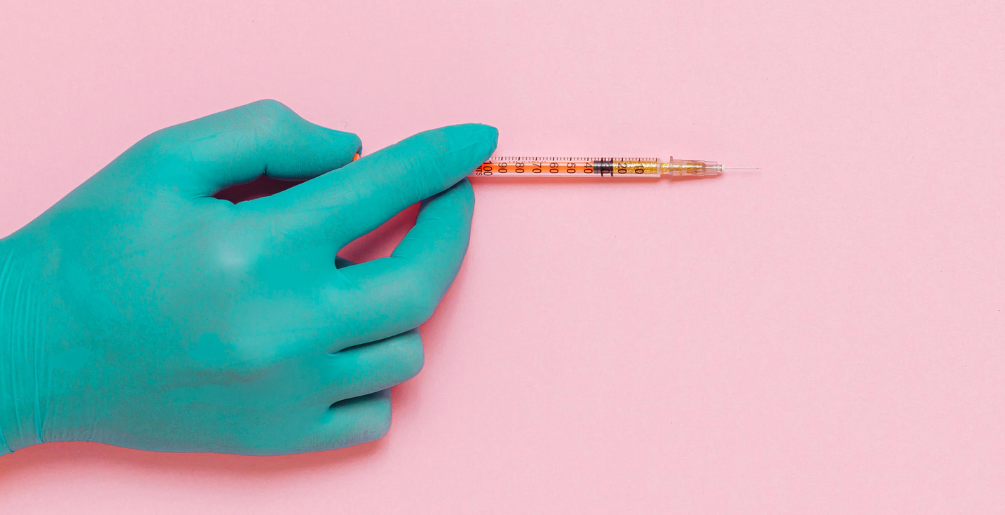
[[0, 100, 496, 455]]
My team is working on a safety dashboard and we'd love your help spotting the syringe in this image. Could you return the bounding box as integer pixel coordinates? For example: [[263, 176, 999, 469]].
[[470, 157, 756, 178]]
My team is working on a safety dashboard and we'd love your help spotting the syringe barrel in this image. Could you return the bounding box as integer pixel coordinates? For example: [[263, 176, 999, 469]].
[[472, 157, 661, 178]]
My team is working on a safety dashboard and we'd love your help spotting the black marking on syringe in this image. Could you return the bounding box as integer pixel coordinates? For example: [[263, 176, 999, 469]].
[[595, 159, 614, 177]]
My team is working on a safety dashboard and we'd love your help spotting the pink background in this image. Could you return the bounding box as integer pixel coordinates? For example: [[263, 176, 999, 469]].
[[2, 0, 1004, 512]]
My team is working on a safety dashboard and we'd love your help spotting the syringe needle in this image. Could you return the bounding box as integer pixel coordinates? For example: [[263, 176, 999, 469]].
[[722, 166, 759, 170]]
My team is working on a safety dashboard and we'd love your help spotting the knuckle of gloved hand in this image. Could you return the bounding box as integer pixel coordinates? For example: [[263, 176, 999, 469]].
[[188, 330, 280, 378], [248, 98, 295, 118], [132, 127, 190, 162], [244, 99, 298, 137], [205, 231, 270, 281], [228, 334, 287, 375], [233, 347, 282, 376]]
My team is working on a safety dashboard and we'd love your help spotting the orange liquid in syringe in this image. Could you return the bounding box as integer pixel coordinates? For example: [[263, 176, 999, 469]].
[[473, 157, 661, 177]]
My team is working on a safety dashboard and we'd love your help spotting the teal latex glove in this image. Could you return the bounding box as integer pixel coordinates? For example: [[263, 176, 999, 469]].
[[0, 100, 496, 455]]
